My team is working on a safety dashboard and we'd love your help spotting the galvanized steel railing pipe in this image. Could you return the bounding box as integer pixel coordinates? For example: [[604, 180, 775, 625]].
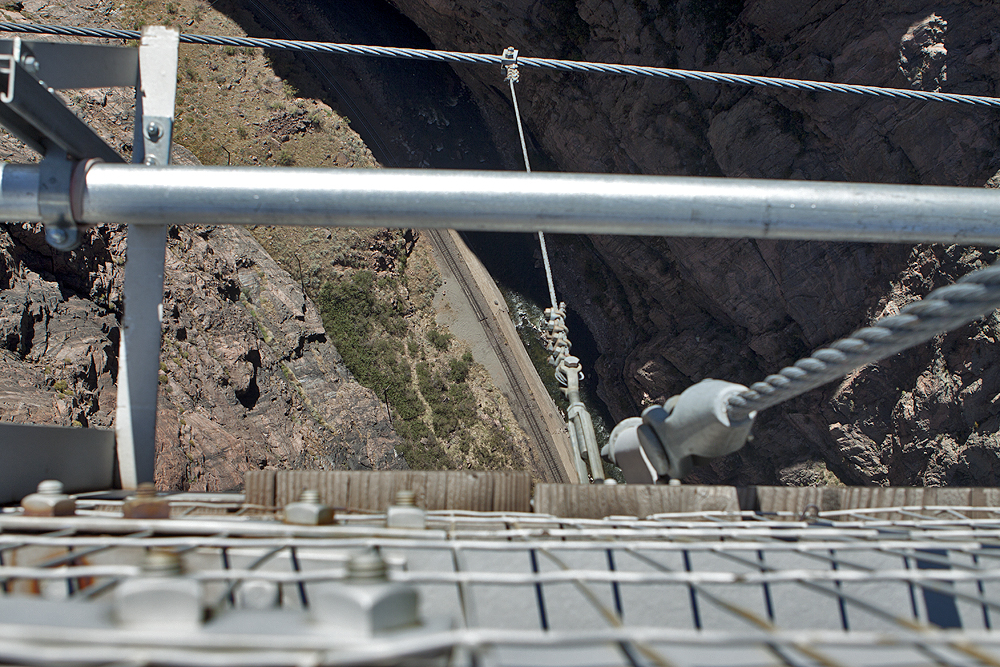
[[4, 162, 1000, 244]]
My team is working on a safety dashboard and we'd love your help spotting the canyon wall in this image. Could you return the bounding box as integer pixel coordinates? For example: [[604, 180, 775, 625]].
[[388, 0, 1000, 485], [0, 20, 406, 491]]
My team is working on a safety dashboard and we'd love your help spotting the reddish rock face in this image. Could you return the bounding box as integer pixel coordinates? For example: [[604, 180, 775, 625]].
[[0, 84, 405, 491], [0, 218, 407, 492], [387, 0, 1000, 485]]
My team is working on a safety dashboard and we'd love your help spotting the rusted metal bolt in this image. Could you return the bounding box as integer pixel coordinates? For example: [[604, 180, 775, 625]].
[[123, 482, 170, 519]]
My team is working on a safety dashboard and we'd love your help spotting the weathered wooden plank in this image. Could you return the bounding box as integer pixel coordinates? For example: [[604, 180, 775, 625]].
[[750, 487, 1000, 520], [263, 470, 532, 512], [533, 484, 739, 519], [243, 469, 275, 507], [493, 471, 532, 513]]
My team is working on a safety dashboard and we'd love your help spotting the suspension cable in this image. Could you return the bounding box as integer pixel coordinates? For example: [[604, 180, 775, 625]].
[[503, 49, 603, 482], [503, 48, 558, 314], [3, 22, 1000, 108], [727, 260, 1000, 421]]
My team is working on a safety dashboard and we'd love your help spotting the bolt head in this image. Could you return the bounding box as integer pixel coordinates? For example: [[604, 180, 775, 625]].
[[22, 480, 75, 516], [144, 155, 159, 166], [146, 121, 162, 141]]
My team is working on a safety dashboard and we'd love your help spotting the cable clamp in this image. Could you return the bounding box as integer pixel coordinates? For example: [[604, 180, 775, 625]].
[[501, 46, 519, 83]]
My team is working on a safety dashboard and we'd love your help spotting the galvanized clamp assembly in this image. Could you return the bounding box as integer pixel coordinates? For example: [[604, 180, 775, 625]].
[[603, 379, 756, 483], [501, 46, 520, 83], [0, 36, 134, 250]]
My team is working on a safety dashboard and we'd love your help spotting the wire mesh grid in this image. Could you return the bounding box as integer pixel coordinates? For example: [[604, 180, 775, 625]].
[[4, 502, 1000, 666]]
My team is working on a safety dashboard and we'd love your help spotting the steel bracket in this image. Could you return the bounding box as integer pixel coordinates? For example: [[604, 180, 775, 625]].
[[0, 39, 123, 162], [0, 38, 129, 251], [115, 25, 178, 488], [37, 147, 78, 249]]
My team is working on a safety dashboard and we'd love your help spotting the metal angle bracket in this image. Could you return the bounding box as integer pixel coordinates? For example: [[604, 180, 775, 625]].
[[15, 39, 139, 91], [115, 25, 179, 489], [0, 39, 124, 162], [0, 38, 129, 250]]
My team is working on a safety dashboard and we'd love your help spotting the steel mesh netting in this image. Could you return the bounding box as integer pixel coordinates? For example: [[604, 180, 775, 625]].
[[3, 501, 1000, 666]]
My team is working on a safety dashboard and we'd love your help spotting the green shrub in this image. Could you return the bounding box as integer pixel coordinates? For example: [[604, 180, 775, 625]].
[[395, 436, 450, 470], [426, 327, 452, 351], [317, 272, 421, 431], [448, 354, 472, 383], [406, 335, 420, 358], [417, 361, 476, 436]]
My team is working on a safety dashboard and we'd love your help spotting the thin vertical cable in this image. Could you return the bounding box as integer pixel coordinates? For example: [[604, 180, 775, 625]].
[[509, 76, 558, 311]]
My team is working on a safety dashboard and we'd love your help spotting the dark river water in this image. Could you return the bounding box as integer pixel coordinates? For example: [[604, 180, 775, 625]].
[[239, 0, 615, 437]]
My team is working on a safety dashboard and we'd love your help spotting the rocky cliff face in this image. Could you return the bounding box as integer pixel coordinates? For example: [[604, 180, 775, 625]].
[[0, 220, 406, 492], [388, 0, 1000, 485], [0, 18, 405, 491]]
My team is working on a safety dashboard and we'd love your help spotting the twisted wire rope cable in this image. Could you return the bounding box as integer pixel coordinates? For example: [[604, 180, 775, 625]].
[[3, 22, 1000, 108], [727, 261, 1000, 421]]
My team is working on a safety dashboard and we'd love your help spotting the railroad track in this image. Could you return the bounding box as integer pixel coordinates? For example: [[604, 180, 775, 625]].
[[244, 1, 567, 482], [427, 229, 567, 483]]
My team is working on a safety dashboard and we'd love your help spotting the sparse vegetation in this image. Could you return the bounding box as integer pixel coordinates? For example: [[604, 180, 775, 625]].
[[108, 0, 526, 473], [317, 271, 425, 437], [426, 327, 452, 351]]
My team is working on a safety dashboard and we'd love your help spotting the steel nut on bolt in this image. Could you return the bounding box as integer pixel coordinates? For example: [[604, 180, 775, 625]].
[[386, 489, 426, 529], [21, 480, 76, 516], [283, 488, 334, 525], [114, 550, 202, 630], [310, 552, 419, 636]]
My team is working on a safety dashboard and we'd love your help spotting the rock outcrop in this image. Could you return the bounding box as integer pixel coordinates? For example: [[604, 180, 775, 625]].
[[387, 0, 1000, 485], [0, 6, 406, 490], [1, 219, 406, 492]]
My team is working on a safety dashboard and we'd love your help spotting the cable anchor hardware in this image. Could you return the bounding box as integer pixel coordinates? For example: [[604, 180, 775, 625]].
[[501, 46, 519, 83], [603, 379, 757, 484]]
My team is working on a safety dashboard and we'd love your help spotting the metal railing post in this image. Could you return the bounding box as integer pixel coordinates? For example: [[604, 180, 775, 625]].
[[115, 26, 178, 488]]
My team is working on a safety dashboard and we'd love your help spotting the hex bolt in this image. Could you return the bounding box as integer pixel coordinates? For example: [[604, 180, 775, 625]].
[[347, 551, 389, 581], [144, 155, 159, 166], [387, 489, 426, 529], [309, 550, 420, 635], [114, 549, 202, 629], [21, 479, 76, 516], [123, 482, 170, 519], [141, 549, 184, 576], [283, 488, 334, 525], [146, 121, 162, 142]]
